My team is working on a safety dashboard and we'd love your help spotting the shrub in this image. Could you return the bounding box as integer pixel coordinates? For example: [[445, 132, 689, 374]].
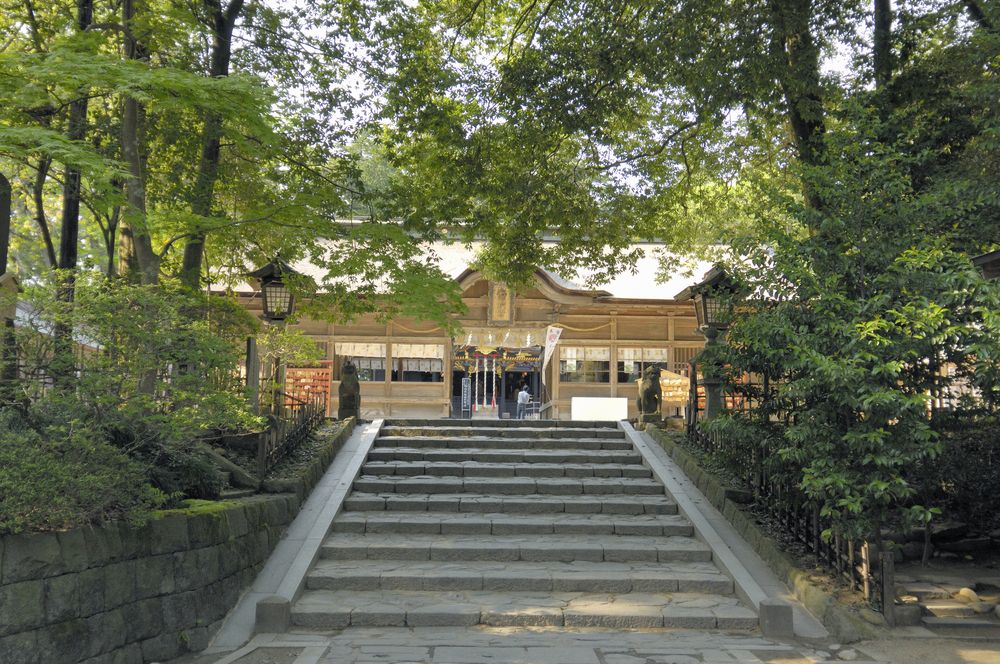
[[0, 411, 165, 534]]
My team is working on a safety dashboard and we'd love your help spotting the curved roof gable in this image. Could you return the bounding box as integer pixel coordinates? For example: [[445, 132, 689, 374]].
[[456, 267, 612, 305]]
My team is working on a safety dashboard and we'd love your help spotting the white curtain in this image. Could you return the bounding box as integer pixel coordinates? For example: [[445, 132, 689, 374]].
[[393, 343, 445, 359], [335, 342, 386, 357], [561, 346, 610, 361]]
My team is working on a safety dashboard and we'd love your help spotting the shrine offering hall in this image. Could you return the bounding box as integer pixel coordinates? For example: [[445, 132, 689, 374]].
[[238, 268, 704, 421]]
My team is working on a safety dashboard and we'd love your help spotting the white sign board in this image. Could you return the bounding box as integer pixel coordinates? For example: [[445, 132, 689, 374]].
[[570, 397, 628, 422]]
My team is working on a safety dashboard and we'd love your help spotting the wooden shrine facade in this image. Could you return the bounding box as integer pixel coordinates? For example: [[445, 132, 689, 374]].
[[236, 268, 705, 420]]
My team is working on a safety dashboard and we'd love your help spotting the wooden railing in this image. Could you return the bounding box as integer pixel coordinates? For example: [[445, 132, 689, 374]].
[[256, 390, 327, 478]]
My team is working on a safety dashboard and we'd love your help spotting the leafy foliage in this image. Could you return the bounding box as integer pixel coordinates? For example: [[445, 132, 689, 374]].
[[0, 409, 164, 535], [9, 275, 262, 502]]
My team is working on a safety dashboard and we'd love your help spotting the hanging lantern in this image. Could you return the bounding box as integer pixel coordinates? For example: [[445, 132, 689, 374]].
[[247, 258, 299, 322]]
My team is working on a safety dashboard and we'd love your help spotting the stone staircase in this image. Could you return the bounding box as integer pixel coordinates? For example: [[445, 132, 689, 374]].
[[290, 419, 757, 630], [896, 577, 1000, 634]]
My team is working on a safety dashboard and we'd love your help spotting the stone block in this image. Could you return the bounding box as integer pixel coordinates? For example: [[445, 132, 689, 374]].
[[759, 598, 794, 639], [197, 581, 229, 624], [76, 567, 106, 617], [150, 515, 190, 555], [162, 590, 199, 632], [187, 512, 227, 549], [255, 595, 291, 633], [243, 500, 265, 531], [85, 609, 127, 658], [405, 605, 480, 626], [0, 627, 37, 664], [56, 530, 89, 574], [36, 617, 91, 663], [44, 573, 80, 623], [126, 597, 164, 642], [0, 578, 46, 635], [173, 546, 218, 592], [109, 643, 143, 664], [262, 498, 288, 527], [114, 523, 148, 561], [135, 554, 174, 599], [140, 631, 183, 662], [225, 507, 249, 539], [102, 561, 136, 610], [2, 532, 63, 583]]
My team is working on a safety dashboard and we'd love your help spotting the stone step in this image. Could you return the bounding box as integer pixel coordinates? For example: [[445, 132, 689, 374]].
[[921, 600, 980, 618], [291, 589, 756, 629], [367, 447, 643, 464], [332, 512, 693, 536], [361, 461, 652, 479], [384, 419, 619, 429], [342, 492, 677, 515], [921, 616, 1000, 633], [306, 559, 734, 594], [379, 426, 625, 440], [352, 476, 665, 496], [320, 533, 712, 563], [374, 436, 634, 451]]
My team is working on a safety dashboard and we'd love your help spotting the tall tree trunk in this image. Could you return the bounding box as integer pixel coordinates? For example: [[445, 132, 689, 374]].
[[32, 156, 57, 268], [873, 0, 893, 90], [179, 0, 245, 289], [963, 0, 994, 32], [121, 0, 159, 285], [770, 0, 826, 210], [53, 0, 94, 384]]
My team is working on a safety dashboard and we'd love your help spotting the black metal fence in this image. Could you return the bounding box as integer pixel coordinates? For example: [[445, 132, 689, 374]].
[[256, 390, 327, 478], [686, 368, 896, 622]]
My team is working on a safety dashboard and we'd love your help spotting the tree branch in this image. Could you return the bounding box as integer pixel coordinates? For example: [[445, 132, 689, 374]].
[[590, 121, 698, 172]]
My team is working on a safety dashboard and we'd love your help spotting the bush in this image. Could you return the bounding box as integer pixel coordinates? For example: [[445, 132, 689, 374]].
[[5, 275, 264, 507], [912, 416, 1000, 532], [0, 411, 164, 534]]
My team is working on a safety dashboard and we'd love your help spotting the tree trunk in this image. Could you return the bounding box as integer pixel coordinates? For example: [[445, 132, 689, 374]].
[[121, 0, 159, 286], [873, 0, 893, 89], [32, 156, 57, 268], [179, 0, 245, 289], [53, 0, 94, 384], [769, 0, 826, 209]]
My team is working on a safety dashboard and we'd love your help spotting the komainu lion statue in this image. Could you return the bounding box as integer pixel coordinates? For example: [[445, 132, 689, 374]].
[[338, 360, 361, 420], [636, 364, 662, 425]]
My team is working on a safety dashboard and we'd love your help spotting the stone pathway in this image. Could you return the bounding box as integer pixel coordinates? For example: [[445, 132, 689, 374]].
[[288, 420, 757, 630], [195, 628, 885, 664]]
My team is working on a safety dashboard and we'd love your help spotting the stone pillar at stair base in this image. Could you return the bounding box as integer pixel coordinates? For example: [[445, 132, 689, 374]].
[[256, 595, 291, 633], [759, 598, 794, 639]]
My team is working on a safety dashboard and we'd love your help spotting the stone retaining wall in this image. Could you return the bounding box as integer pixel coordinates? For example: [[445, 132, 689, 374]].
[[0, 419, 355, 664]]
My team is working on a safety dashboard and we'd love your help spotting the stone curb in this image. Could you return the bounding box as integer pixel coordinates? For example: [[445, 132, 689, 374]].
[[644, 426, 885, 643]]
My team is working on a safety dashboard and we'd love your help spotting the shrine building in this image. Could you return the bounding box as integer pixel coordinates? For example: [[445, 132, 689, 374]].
[[234, 247, 708, 421]]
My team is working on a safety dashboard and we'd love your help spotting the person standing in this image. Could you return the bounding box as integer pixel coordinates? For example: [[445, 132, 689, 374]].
[[516, 384, 530, 419]]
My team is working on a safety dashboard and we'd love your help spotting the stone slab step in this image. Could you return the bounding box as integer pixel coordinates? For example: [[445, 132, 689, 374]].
[[292, 589, 756, 629], [320, 533, 713, 563], [353, 476, 664, 496], [306, 559, 733, 594], [384, 419, 619, 429], [921, 616, 1000, 632], [361, 461, 652, 479], [374, 436, 634, 451], [342, 492, 677, 515], [380, 426, 625, 440], [332, 512, 693, 537], [921, 600, 980, 618], [367, 447, 643, 464]]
